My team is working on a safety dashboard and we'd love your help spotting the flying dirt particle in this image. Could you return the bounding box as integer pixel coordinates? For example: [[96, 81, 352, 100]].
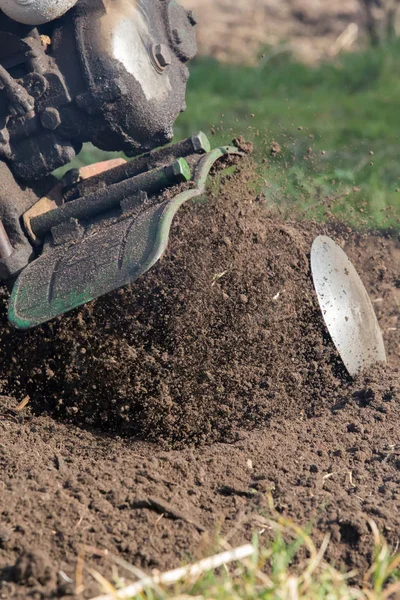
[[298, 126, 303, 130], [321, 150, 326, 155], [369, 151, 374, 156], [250, 113, 255, 118], [40, 34, 51, 48], [210, 127, 216, 135], [270, 141, 281, 156], [232, 136, 254, 154]]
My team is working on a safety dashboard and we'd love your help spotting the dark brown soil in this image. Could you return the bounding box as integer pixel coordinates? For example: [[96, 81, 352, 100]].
[[0, 161, 399, 599]]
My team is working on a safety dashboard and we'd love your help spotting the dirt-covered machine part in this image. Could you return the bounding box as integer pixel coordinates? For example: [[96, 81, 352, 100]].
[[11, 138, 241, 328], [0, 0, 79, 25], [0, 0, 243, 327]]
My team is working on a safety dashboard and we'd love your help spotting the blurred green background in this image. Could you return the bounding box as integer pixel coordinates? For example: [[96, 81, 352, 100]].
[[71, 41, 400, 230]]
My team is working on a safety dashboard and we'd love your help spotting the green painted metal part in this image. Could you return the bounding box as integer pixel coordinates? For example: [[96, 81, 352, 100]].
[[9, 146, 241, 329], [30, 158, 192, 240]]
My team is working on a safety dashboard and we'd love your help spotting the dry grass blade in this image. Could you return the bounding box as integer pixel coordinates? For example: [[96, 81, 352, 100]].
[[302, 533, 330, 582], [15, 395, 30, 411], [90, 544, 255, 600], [87, 567, 118, 597]]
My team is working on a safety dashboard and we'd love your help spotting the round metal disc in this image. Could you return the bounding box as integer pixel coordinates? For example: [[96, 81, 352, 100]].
[[311, 235, 386, 377]]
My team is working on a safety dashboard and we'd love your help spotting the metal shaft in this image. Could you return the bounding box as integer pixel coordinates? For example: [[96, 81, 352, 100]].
[[30, 159, 191, 240], [0, 220, 13, 259], [65, 132, 210, 202]]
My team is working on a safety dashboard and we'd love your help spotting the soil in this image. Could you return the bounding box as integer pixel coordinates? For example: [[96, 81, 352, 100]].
[[0, 160, 399, 599]]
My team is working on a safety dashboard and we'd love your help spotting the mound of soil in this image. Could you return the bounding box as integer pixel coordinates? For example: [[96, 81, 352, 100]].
[[1, 165, 349, 447], [0, 161, 399, 599]]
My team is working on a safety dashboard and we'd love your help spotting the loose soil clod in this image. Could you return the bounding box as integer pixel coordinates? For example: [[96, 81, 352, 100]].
[[0, 160, 399, 599]]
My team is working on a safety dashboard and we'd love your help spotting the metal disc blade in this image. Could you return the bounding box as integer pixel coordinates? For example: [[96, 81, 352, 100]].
[[311, 235, 387, 377]]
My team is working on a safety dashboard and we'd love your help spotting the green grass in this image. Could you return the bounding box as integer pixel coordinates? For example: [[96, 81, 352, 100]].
[[88, 511, 400, 600], [71, 42, 400, 228], [172, 43, 400, 229]]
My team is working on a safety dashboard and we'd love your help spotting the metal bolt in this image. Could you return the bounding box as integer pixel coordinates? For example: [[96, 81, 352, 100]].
[[62, 168, 81, 189], [191, 132, 211, 154], [172, 28, 183, 45], [187, 10, 198, 26], [151, 43, 172, 72], [165, 158, 191, 183], [40, 107, 61, 131], [25, 73, 48, 99]]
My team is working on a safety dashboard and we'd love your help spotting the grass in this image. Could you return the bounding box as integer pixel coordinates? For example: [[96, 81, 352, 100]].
[[73, 41, 400, 229], [88, 509, 400, 600], [174, 43, 400, 229]]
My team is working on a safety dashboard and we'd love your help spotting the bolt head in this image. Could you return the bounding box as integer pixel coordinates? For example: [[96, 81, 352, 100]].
[[40, 107, 61, 131], [172, 28, 183, 45], [165, 158, 191, 183], [191, 132, 211, 154], [62, 168, 81, 188], [152, 43, 172, 70], [187, 9, 198, 26]]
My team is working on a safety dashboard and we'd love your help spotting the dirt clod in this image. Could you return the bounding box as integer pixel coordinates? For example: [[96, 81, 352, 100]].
[[13, 550, 55, 587], [270, 141, 282, 155], [233, 135, 254, 154]]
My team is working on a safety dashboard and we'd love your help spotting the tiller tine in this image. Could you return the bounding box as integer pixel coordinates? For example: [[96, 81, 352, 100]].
[[9, 133, 241, 329]]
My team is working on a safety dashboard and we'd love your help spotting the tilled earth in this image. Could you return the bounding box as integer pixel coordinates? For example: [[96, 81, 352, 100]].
[[0, 162, 399, 599]]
